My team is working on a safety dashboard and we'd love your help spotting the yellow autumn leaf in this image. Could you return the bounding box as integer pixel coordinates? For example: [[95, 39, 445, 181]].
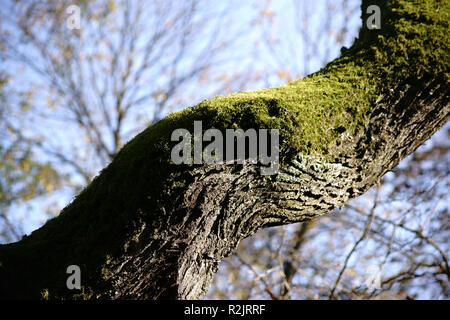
[[261, 9, 275, 18], [277, 70, 290, 80]]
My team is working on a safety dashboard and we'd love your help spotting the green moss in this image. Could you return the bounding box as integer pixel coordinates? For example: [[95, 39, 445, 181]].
[[119, 1, 448, 163], [72, 286, 94, 300], [117, 61, 375, 166], [357, 0, 449, 89], [41, 289, 49, 300]]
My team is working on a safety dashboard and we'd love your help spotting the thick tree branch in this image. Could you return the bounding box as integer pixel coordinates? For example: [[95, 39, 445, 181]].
[[0, 0, 448, 299]]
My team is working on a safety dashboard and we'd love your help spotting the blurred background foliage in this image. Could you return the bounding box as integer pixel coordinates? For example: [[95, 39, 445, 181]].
[[0, 0, 448, 299]]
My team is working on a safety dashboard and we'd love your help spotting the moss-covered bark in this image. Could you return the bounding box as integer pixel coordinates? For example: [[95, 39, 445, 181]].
[[0, 0, 448, 299]]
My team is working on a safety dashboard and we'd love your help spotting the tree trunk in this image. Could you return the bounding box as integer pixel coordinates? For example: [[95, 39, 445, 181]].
[[0, 0, 448, 299]]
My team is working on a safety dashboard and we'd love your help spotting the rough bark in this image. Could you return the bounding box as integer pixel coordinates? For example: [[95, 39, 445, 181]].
[[0, 0, 448, 299]]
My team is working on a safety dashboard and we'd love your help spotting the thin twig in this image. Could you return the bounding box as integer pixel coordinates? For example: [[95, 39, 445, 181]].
[[329, 187, 380, 299]]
